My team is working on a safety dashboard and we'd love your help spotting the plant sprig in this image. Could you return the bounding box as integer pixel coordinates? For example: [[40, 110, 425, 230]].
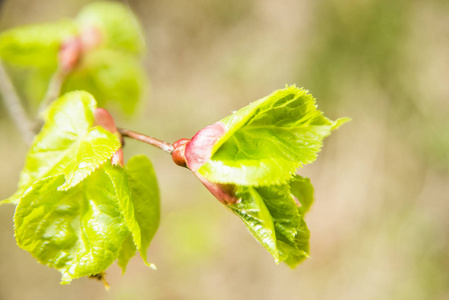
[[0, 1, 350, 286]]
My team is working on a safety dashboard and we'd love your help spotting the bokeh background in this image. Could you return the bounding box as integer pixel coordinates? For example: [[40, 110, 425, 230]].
[[1, 0, 449, 299]]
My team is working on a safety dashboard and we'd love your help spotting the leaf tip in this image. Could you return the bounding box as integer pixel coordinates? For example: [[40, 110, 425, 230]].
[[333, 117, 352, 129]]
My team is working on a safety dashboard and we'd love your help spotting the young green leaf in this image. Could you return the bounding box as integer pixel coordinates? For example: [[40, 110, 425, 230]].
[[255, 182, 310, 267], [0, 20, 77, 67], [76, 1, 145, 54], [230, 186, 279, 262], [189, 85, 349, 186], [101, 157, 159, 270], [4, 91, 120, 204], [125, 155, 160, 267], [228, 176, 312, 267], [117, 236, 137, 273], [14, 169, 131, 284], [61, 49, 147, 114], [14, 159, 160, 283], [290, 175, 314, 215]]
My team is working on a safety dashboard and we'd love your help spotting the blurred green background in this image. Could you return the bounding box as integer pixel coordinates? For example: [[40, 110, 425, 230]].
[[1, 0, 448, 299]]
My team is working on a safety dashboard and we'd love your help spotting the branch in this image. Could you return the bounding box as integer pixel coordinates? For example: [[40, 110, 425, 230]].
[[0, 62, 35, 145], [38, 67, 68, 114], [118, 128, 174, 154]]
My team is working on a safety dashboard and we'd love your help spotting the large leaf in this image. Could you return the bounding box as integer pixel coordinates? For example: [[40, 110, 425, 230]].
[[14, 167, 131, 284], [194, 85, 350, 186], [61, 49, 147, 114], [228, 176, 313, 267], [0, 20, 77, 67], [125, 155, 160, 268], [76, 2, 145, 54], [5, 91, 120, 204]]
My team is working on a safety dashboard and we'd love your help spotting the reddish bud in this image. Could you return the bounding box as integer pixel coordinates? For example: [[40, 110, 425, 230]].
[[93, 108, 124, 167], [184, 122, 226, 171], [111, 148, 124, 167], [59, 36, 82, 71], [194, 172, 238, 205], [171, 138, 190, 167], [93, 108, 118, 134], [173, 123, 238, 204]]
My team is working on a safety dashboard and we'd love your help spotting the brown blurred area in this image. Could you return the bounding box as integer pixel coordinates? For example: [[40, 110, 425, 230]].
[[1, 0, 449, 299]]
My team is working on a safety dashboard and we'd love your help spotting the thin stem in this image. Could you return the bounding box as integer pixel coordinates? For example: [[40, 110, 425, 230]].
[[118, 128, 174, 154], [38, 67, 68, 114], [0, 61, 35, 145]]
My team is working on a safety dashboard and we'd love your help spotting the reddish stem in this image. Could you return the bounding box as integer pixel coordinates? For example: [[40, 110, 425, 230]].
[[117, 128, 174, 154]]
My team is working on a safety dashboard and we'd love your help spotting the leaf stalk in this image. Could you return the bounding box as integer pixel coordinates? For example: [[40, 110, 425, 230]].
[[117, 128, 174, 154]]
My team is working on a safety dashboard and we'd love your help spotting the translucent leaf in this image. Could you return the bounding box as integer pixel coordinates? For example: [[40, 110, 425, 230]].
[[230, 187, 279, 262], [125, 155, 160, 267], [117, 236, 137, 273], [61, 49, 147, 114], [290, 175, 314, 215], [0, 20, 77, 67], [196, 85, 350, 186], [256, 182, 310, 267], [14, 168, 130, 284], [5, 91, 120, 204], [228, 177, 312, 267], [76, 1, 145, 54]]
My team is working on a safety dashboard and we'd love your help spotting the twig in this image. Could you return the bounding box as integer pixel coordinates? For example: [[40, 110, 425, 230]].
[[38, 67, 68, 114], [118, 128, 174, 154], [0, 62, 35, 145]]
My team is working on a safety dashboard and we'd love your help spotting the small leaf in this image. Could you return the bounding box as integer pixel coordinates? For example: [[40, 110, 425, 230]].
[[256, 182, 310, 267], [117, 235, 137, 273], [14, 166, 131, 284], [228, 176, 312, 267], [0, 20, 77, 67], [5, 91, 120, 204], [230, 187, 279, 262], [76, 2, 145, 54], [290, 175, 314, 215], [125, 155, 160, 267], [61, 49, 147, 114], [195, 85, 350, 186]]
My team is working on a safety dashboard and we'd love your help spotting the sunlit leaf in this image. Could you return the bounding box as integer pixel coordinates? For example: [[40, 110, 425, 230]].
[[194, 85, 350, 186], [117, 236, 137, 273], [5, 91, 120, 204], [14, 167, 131, 284], [228, 176, 312, 267], [230, 186, 279, 262], [125, 155, 160, 267], [290, 175, 314, 215]]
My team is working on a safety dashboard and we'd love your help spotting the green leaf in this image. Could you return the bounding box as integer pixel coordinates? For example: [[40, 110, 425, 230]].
[[76, 2, 145, 54], [117, 236, 137, 273], [230, 186, 279, 262], [61, 49, 147, 114], [256, 182, 310, 267], [125, 155, 160, 267], [290, 175, 314, 215], [6, 91, 120, 204], [14, 167, 131, 284], [0, 20, 77, 67], [197, 85, 350, 186], [228, 176, 312, 267]]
